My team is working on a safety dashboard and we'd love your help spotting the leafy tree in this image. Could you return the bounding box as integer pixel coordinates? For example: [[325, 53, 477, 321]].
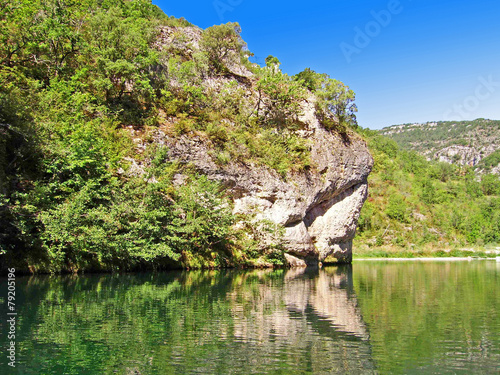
[[255, 65, 306, 130], [371, 135, 399, 159], [294, 68, 358, 132], [0, 0, 89, 84], [199, 22, 247, 75], [84, 1, 161, 106], [264, 55, 281, 74], [293, 68, 327, 92], [465, 172, 484, 198], [385, 194, 408, 222], [399, 151, 427, 175], [420, 179, 437, 205], [316, 78, 357, 132], [429, 162, 455, 182], [481, 174, 500, 196], [169, 175, 234, 259]]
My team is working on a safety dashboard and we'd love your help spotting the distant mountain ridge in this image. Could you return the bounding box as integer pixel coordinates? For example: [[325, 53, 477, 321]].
[[378, 119, 500, 174]]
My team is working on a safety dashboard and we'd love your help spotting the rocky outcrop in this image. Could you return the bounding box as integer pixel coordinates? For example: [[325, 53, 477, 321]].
[[149, 98, 372, 266], [379, 119, 500, 174], [146, 26, 373, 267], [435, 145, 481, 166]]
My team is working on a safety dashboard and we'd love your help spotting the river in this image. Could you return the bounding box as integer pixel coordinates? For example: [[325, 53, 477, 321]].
[[1, 260, 499, 374]]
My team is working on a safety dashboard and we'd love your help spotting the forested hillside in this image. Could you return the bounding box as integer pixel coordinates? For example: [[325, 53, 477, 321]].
[[0, 0, 359, 273], [354, 127, 500, 257], [379, 119, 500, 174]]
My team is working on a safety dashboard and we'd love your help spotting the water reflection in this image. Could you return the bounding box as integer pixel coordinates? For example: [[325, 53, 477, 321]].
[[4, 261, 498, 374], [0, 266, 375, 374], [226, 266, 375, 373], [285, 266, 369, 340]]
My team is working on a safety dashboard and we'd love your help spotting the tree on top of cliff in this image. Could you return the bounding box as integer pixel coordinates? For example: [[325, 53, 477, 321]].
[[293, 68, 327, 92], [256, 62, 307, 130], [316, 78, 357, 133], [294, 68, 357, 133], [199, 22, 249, 75]]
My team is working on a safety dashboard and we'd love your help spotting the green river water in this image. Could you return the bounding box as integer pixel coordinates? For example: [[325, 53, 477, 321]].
[[1, 260, 499, 374]]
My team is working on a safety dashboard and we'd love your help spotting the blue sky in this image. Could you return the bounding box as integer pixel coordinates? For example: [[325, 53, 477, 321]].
[[152, 0, 500, 129]]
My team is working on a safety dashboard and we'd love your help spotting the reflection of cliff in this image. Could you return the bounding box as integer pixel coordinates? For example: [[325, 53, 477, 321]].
[[10, 268, 376, 374], [228, 266, 375, 373], [286, 266, 369, 340]]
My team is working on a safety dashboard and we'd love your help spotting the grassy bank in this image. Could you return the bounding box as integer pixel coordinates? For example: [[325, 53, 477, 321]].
[[353, 244, 500, 259]]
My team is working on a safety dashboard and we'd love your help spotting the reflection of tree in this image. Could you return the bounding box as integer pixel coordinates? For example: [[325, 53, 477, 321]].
[[3, 268, 375, 374], [353, 261, 500, 374]]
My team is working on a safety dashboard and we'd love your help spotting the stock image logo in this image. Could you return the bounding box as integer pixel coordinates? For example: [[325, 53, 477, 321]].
[[443, 75, 500, 121], [213, 0, 243, 22], [340, 0, 407, 63]]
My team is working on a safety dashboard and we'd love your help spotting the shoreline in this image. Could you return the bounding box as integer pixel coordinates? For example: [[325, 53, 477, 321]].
[[354, 257, 499, 261]]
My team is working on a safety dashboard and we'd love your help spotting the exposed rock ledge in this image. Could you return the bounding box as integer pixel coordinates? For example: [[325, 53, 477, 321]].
[[149, 97, 373, 267]]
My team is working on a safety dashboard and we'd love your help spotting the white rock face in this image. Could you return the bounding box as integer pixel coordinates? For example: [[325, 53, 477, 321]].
[[306, 183, 368, 261], [435, 145, 481, 166]]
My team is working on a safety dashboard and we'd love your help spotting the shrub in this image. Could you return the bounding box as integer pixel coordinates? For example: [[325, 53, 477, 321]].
[[314, 76, 357, 132], [294, 68, 328, 92], [255, 66, 306, 130], [206, 122, 229, 145], [481, 174, 500, 195], [385, 195, 408, 222]]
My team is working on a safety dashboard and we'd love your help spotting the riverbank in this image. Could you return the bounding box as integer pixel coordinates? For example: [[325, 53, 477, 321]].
[[352, 245, 500, 260]]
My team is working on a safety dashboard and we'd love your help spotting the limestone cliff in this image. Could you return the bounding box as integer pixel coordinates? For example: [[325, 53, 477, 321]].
[[155, 106, 372, 266], [0, 4, 374, 274], [137, 26, 373, 266]]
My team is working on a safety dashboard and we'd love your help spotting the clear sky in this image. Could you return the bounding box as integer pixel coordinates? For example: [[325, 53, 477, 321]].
[[152, 0, 500, 129]]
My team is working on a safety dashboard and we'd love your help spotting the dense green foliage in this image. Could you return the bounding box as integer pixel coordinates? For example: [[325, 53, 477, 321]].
[[199, 22, 249, 74], [478, 149, 500, 171], [354, 127, 500, 255]]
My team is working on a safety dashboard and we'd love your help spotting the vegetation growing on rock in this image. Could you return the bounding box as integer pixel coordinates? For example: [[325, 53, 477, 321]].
[[0, 0, 359, 273], [379, 119, 500, 174]]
